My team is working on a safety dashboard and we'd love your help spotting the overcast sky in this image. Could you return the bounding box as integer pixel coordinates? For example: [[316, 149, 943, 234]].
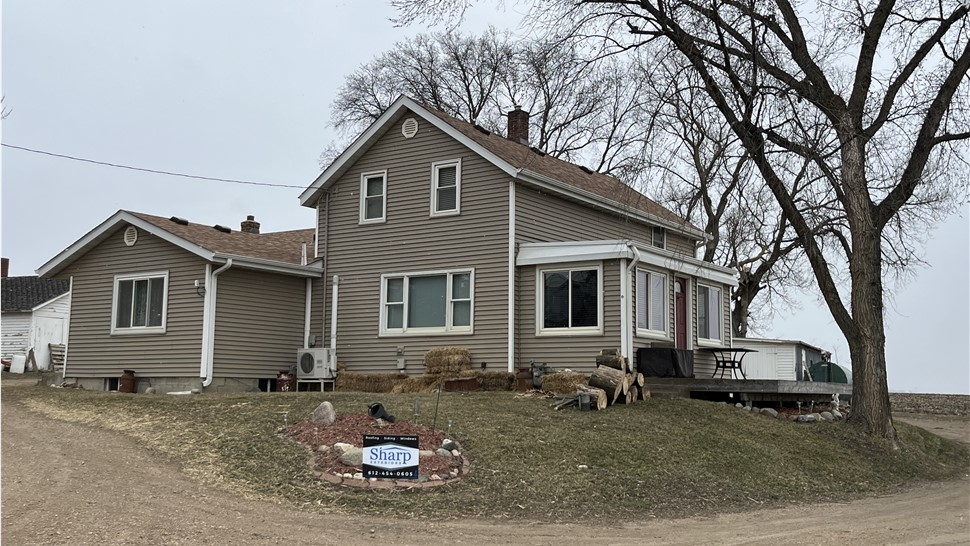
[[2, 1, 967, 394]]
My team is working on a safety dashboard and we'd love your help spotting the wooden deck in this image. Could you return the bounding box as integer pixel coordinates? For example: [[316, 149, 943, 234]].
[[646, 377, 852, 403]]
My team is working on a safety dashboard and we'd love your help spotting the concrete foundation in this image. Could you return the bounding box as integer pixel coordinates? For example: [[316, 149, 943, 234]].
[[62, 376, 271, 394]]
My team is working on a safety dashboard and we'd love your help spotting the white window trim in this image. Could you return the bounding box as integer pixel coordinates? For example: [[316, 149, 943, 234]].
[[635, 268, 668, 340], [696, 282, 724, 346], [359, 170, 387, 224], [536, 263, 604, 336], [378, 268, 475, 337], [430, 159, 461, 217], [110, 271, 169, 335]]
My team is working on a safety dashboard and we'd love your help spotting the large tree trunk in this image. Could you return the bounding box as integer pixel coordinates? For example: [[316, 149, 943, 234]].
[[840, 143, 897, 444]]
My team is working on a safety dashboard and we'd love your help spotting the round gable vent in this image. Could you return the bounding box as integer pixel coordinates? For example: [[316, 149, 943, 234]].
[[123, 226, 138, 247], [402, 117, 418, 139]]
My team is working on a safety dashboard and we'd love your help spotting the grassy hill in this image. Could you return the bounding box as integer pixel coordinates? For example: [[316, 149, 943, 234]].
[[6, 382, 968, 522]]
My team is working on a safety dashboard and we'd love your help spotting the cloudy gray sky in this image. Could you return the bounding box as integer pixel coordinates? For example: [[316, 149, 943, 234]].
[[2, 1, 967, 394]]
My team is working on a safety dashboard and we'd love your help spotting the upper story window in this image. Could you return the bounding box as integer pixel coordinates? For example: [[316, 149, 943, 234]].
[[381, 269, 473, 335], [652, 226, 666, 249], [112, 271, 168, 335], [636, 269, 667, 336], [537, 265, 602, 335], [359, 171, 387, 224], [431, 159, 461, 216], [697, 283, 723, 343]]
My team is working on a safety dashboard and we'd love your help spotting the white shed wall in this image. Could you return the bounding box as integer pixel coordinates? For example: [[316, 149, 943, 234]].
[[733, 339, 797, 380], [1, 312, 31, 358]]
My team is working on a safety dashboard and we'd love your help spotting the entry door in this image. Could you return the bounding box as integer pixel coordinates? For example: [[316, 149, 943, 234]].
[[674, 277, 688, 349]]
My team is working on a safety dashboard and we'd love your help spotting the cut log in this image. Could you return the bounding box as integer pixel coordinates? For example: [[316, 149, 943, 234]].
[[640, 384, 651, 401], [615, 386, 635, 404], [634, 373, 644, 388], [595, 351, 627, 374], [630, 384, 639, 402], [589, 365, 626, 405], [624, 373, 634, 395], [576, 385, 608, 410]]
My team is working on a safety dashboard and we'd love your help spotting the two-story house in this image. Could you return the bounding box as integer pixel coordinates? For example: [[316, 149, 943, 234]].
[[300, 96, 737, 377]]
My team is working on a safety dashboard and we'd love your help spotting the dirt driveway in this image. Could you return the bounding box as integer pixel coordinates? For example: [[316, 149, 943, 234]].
[[2, 383, 968, 545]]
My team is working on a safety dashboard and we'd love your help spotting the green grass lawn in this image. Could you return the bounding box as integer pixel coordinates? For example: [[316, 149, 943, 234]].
[[6, 381, 968, 522]]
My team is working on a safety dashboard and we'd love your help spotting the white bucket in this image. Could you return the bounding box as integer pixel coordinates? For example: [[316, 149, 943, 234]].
[[10, 354, 27, 374]]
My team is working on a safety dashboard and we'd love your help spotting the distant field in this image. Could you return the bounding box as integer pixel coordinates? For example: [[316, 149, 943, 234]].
[[891, 393, 970, 415]]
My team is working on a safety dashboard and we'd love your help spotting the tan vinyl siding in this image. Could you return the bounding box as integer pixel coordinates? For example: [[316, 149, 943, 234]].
[[213, 269, 306, 378], [516, 260, 621, 373], [515, 185, 697, 255], [60, 227, 206, 377], [319, 111, 510, 374]]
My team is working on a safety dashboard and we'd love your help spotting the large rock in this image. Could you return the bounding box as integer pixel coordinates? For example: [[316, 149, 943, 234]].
[[832, 409, 843, 420], [311, 401, 336, 426], [820, 411, 835, 421], [796, 414, 817, 423], [761, 407, 779, 418], [339, 447, 363, 466]]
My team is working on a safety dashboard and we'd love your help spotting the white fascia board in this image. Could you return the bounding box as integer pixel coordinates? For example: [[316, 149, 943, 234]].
[[734, 337, 826, 353], [516, 241, 634, 266], [517, 240, 738, 287], [212, 254, 323, 278], [36, 211, 216, 277], [635, 249, 739, 287], [299, 96, 518, 207], [515, 169, 707, 241]]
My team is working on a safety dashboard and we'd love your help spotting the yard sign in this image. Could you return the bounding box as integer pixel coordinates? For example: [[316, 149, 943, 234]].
[[362, 435, 419, 479]]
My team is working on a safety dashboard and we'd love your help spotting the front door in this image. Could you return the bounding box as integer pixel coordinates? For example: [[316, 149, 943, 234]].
[[675, 277, 688, 349]]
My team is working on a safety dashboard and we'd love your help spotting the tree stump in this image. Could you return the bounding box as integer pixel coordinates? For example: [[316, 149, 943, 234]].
[[589, 365, 627, 405]]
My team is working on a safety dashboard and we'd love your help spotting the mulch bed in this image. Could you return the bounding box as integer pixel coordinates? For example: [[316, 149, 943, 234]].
[[287, 414, 459, 478]]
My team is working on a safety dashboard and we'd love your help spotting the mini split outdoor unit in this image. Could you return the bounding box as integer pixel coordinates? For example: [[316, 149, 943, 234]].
[[297, 348, 335, 380]]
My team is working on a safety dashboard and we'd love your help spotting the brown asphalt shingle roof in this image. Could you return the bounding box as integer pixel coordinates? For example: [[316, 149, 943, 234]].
[[422, 105, 699, 232], [129, 212, 314, 265]]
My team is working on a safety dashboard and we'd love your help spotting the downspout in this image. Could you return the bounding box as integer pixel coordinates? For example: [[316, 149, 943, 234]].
[[507, 179, 516, 373], [623, 244, 642, 361], [304, 279, 312, 349], [330, 274, 339, 367], [62, 276, 73, 381], [202, 259, 232, 388]]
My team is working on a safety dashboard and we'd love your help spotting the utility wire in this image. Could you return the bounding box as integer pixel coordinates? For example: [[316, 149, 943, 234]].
[[1, 143, 306, 189]]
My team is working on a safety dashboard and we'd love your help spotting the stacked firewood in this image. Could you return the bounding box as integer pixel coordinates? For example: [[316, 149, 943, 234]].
[[551, 349, 649, 411]]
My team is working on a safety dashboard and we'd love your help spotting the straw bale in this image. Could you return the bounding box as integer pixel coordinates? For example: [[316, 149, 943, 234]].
[[424, 347, 471, 376], [390, 376, 445, 394], [540, 371, 588, 395], [335, 372, 407, 393]]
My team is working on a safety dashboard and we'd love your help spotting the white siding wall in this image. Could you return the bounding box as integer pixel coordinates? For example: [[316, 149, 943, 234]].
[[1, 312, 31, 358], [30, 293, 72, 370], [733, 339, 798, 380]]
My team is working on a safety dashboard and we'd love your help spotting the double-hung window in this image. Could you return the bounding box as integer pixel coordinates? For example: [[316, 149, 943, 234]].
[[538, 266, 602, 334], [431, 159, 461, 216], [381, 269, 473, 335], [636, 269, 667, 336], [697, 284, 723, 343], [359, 171, 387, 223], [652, 226, 666, 249], [112, 272, 168, 334]]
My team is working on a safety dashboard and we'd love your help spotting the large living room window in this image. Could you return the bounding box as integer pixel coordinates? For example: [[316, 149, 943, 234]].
[[112, 271, 168, 334], [538, 265, 602, 335], [697, 283, 722, 343], [636, 269, 667, 336], [380, 269, 473, 335]]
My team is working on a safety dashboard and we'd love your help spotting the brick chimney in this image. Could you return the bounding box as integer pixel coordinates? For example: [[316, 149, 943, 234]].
[[507, 105, 530, 145], [1, 257, 8, 278], [240, 215, 260, 234]]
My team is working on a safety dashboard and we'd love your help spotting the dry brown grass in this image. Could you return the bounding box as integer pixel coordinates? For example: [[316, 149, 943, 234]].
[[424, 347, 471, 376], [541, 371, 588, 394]]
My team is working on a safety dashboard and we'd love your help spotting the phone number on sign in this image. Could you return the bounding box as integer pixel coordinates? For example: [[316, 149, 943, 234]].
[[367, 469, 417, 478]]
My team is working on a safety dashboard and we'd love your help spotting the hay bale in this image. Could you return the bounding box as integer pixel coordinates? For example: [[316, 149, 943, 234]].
[[390, 376, 444, 394], [334, 372, 407, 393], [424, 347, 471, 376], [457, 370, 516, 391], [540, 371, 588, 394]]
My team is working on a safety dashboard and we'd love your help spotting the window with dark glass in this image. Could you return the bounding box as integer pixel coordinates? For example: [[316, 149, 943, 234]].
[[541, 268, 599, 330]]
